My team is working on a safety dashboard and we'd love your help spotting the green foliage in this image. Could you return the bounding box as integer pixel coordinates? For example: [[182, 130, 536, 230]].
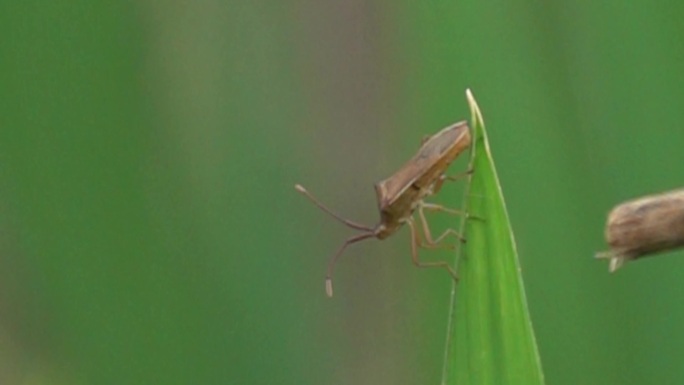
[[3, 2, 684, 385], [443, 92, 544, 385]]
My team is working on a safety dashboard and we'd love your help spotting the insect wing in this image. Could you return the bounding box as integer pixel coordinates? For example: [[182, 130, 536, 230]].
[[375, 121, 470, 209]]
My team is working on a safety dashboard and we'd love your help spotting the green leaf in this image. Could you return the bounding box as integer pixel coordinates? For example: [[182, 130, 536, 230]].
[[442, 90, 545, 385]]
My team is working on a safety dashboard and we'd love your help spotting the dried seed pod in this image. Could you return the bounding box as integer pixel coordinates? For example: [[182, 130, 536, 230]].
[[596, 188, 684, 272]]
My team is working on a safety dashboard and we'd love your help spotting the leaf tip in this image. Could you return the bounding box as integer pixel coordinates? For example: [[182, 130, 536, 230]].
[[466, 88, 485, 128]]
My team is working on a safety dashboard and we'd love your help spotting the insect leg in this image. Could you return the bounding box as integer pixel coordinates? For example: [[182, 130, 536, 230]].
[[418, 202, 466, 247], [421, 202, 467, 216], [433, 168, 474, 194], [325, 231, 376, 297], [404, 217, 459, 281], [422, 201, 485, 224], [443, 168, 474, 182]]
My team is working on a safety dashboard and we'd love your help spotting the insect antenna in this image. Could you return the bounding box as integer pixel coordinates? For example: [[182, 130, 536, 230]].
[[294, 184, 375, 232], [325, 232, 376, 297]]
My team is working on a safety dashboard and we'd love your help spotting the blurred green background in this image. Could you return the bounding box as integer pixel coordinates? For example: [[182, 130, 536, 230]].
[[2, 1, 684, 384]]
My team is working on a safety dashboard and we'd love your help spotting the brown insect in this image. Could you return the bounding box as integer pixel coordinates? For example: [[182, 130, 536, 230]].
[[596, 188, 684, 272], [295, 121, 472, 297]]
